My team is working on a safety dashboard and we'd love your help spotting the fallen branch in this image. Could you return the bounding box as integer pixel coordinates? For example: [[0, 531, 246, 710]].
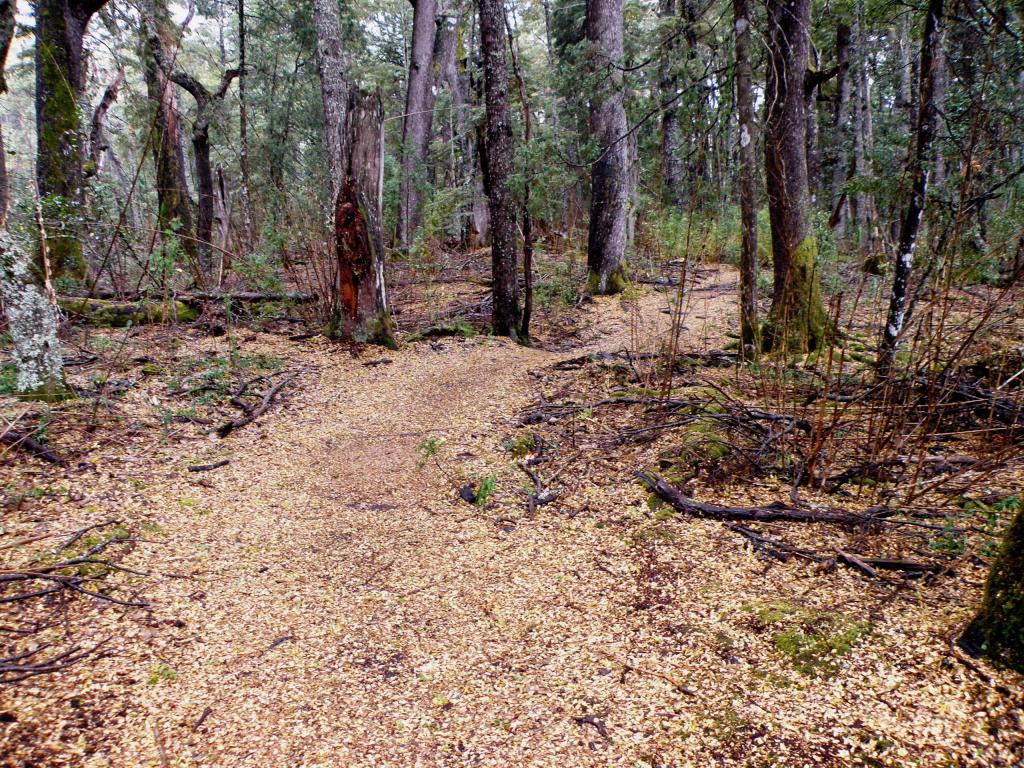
[[188, 459, 230, 472], [0, 429, 66, 466], [216, 376, 295, 437], [638, 472, 878, 526]]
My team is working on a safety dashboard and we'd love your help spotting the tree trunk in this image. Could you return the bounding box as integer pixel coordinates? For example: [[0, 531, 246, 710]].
[[852, 7, 877, 265], [34, 0, 108, 278], [585, 0, 629, 295], [505, 7, 534, 340], [733, 0, 758, 356], [141, 0, 198, 277], [87, 67, 124, 176], [312, 0, 393, 346], [1, 0, 66, 399], [805, 44, 821, 206], [478, 0, 520, 337], [830, 22, 851, 237], [214, 167, 232, 285], [333, 91, 393, 346], [149, 36, 239, 282], [762, 0, 826, 353], [658, 0, 683, 208], [960, 504, 1024, 673], [398, 0, 438, 250], [879, 0, 943, 369], [237, 0, 254, 252]]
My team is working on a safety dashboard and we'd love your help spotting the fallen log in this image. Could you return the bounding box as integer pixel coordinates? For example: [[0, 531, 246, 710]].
[[638, 472, 878, 526], [187, 459, 230, 472], [58, 297, 198, 327], [0, 430, 66, 466]]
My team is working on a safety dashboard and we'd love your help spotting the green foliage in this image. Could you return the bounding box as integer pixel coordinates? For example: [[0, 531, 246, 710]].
[[475, 474, 497, 507], [416, 436, 446, 469], [147, 663, 178, 685], [748, 601, 871, 676], [501, 433, 537, 458]]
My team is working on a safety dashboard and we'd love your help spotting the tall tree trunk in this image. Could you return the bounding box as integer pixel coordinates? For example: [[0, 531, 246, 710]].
[[141, 0, 198, 278], [733, 0, 758, 356], [2, 0, 66, 399], [658, 0, 683, 208], [960, 504, 1024, 673], [149, 35, 239, 281], [879, 0, 943, 369], [805, 44, 821, 206], [237, 0, 253, 252], [505, 7, 534, 340], [585, 0, 629, 295], [762, 0, 826, 353], [478, 0, 520, 337], [398, 0, 438, 250], [852, 6, 877, 264], [34, 0, 108, 278], [312, 0, 393, 346], [830, 22, 851, 237]]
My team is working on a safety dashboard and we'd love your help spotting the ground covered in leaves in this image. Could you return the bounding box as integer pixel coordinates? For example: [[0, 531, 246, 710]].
[[2, 265, 1022, 767]]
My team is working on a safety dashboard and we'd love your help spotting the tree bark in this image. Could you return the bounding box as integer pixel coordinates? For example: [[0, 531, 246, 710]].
[[658, 0, 683, 208], [237, 0, 254, 252], [478, 0, 520, 337], [398, 0, 438, 250], [140, 0, 198, 277], [149, 35, 239, 282], [879, 0, 943, 369], [585, 0, 629, 295], [34, 0, 108, 278], [505, 7, 534, 340], [87, 67, 124, 175], [2, 0, 66, 399], [312, 0, 393, 346], [762, 0, 826, 353], [961, 504, 1024, 673], [733, 0, 758, 356], [830, 22, 851, 236]]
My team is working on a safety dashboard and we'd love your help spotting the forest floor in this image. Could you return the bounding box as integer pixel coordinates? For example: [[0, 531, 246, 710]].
[[2, 263, 1023, 767]]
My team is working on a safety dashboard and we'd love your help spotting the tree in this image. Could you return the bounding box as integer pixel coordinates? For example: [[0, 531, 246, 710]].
[[733, 0, 758, 356], [478, 0, 521, 337], [140, 0, 198, 279], [34, 0, 108, 277], [312, 0, 394, 346], [961, 505, 1024, 673], [397, 0, 438, 250], [762, 0, 826, 353], [878, 0, 944, 369], [149, 35, 239, 281], [658, 0, 682, 208], [1, 0, 66, 400], [584, 0, 628, 295], [830, 21, 852, 236]]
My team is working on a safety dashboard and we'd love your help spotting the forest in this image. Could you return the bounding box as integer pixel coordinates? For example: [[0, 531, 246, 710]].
[[1, 0, 1023, 763]]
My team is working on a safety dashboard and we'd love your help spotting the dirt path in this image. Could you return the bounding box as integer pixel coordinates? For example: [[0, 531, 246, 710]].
[[5, 268, 1019, 767], [71, 274, 726, 767]]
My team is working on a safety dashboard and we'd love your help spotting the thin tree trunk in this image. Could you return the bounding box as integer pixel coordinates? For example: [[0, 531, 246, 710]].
[[1, 0, 66, 399], [879, 0, 943, 369], [505, 5, 533, 339], [585, 0, 629, 295], [762, 0, 826, 353], [830, 22, 851, 236], [237, 0, 253, 253], [478, 0, 520, 337], [733, 0, 758, 356], [87, 67, 124, 175], [398, 0, 438, 250], [141, 0, 198, 279], [658, 0, 683, 208], [312, 0, 393, 346], [34, 0, 108, 278]]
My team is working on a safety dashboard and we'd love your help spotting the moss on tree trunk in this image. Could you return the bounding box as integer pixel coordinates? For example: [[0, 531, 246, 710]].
[[960, 506, 1024, 673], [762, 236, 828, 354]]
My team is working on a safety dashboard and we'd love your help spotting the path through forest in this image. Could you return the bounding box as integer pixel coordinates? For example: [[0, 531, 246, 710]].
[[8, 267, 1016, 767], [97, 271, 727, 766]]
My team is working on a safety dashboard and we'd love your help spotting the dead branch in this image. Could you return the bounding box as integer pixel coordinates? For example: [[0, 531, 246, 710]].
[[0, 429, 66, 466], [216, 375, 295, 437]]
